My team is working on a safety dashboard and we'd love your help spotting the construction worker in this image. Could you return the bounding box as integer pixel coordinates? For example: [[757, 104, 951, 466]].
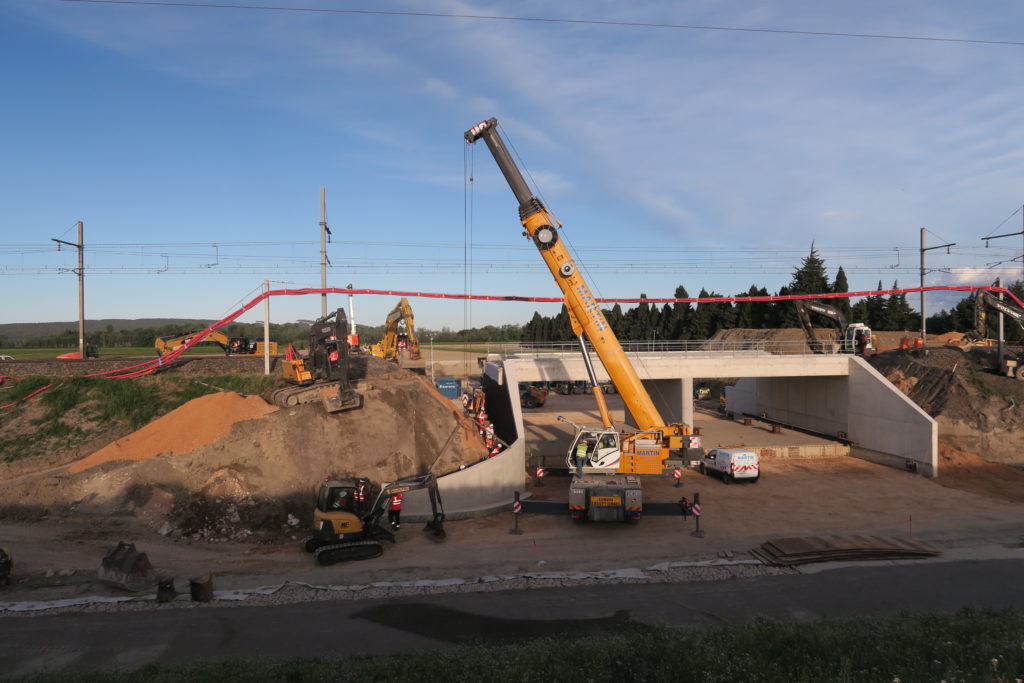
[[353, 478, 368, 515], [679, 496, 691, 519], [574, 440, 590, 468], [388, 492, 403, 530]]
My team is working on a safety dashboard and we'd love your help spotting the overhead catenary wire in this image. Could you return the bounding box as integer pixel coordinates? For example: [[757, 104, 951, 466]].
[[59, 0, 1024, 48]]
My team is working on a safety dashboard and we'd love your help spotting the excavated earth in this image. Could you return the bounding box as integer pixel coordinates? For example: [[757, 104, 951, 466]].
[[0, 355, 488, 543]]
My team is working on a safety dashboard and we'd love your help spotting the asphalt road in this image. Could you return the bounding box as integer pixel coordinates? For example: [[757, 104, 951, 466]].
[[1, 558, 1022, 676]]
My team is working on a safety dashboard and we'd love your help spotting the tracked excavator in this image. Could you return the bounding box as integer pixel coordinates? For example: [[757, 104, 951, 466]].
[[968, 289, 1024, 379], [270, 308, 362, 413], [466, 117, 699, 522], [368, 297, 422, 361], [303, 473, 446, 565], [155, 330, 278, 357], [793, 299, 872, 354]]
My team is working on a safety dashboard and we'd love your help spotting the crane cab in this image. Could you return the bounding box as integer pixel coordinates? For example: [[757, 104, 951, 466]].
[[566, 428, 621, 471]]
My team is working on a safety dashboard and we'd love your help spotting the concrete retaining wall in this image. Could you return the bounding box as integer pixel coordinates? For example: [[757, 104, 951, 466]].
[[404, 359, 526, 520], [727, 357, 937, 476]]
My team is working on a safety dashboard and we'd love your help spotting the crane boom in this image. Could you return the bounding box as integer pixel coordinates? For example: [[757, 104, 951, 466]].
[[465, 118, 677, 433]]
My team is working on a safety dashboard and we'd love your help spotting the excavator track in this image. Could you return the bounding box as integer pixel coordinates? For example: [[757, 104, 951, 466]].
[[270, 382, 343, 408], [314, 540, 384, 566]]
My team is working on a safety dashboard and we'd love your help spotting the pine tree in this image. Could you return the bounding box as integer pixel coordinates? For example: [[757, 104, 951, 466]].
[[789, 243, 830, 295], [666, 285, 690, 339], [832, 267, 852, 320], [865, 281, 886, 328]]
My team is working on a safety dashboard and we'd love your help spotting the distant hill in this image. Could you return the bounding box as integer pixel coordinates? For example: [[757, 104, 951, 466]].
[[0, 319, 216, 341]]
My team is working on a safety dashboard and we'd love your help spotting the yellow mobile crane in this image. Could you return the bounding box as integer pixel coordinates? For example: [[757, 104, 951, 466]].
[[465, 117, 693, 522], [368, 297, 422, 361]]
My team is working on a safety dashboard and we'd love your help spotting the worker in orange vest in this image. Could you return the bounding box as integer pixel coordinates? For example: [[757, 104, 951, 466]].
[[388, 492, 403, 530]]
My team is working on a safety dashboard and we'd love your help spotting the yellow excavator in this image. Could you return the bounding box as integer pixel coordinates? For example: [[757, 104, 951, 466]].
[[368, 298, 422, 361], [155, 330, 278, 357], [466, 117, 696, 522], [303, 473, 446, 565]]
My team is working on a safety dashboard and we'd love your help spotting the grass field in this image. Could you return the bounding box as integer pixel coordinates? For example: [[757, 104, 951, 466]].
[[18, 608, 1023, 682], [0, 346, 239, 360], [0, 342, 520, 361]]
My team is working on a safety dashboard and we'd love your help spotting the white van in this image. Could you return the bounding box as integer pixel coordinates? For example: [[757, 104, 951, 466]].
[[699, 448, 759, 484]]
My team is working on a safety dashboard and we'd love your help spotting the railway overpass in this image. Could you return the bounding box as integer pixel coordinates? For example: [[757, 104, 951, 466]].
[[490, 348, 937, 478], [411, 346, 936, 520]]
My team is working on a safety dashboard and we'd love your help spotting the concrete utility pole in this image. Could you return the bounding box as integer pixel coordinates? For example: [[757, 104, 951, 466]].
[[347, 283, 357, 340], [997, 277, 1005, 368], [320, 187, 331, 318], [51, 221, 85, 358], [919, 227, 955, 349], [263, 280, 271, 376]]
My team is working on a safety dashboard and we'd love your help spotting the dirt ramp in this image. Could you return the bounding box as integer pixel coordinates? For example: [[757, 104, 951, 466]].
[[68, 392, 278, 474]]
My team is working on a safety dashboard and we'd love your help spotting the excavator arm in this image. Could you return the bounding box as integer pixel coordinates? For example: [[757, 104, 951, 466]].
[[971, 290, 1024, 341], [155, 330, 231, 357], [365, 474, 446, 540], [793, 300, 847, 354]]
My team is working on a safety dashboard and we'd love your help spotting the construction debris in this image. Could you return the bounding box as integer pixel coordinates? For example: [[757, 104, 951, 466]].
[[750, 535, 940, 566]]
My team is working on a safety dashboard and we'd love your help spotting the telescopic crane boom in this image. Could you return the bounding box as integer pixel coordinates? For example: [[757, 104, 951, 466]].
[[465, 118, 691, 522], [465, 118, 686, 437]]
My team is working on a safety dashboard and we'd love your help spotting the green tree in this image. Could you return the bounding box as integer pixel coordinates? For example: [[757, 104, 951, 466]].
[[665, 285, 691, 339], [832, 267, 852, 320]]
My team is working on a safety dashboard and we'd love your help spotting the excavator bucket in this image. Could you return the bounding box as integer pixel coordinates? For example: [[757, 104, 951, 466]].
[[423, 518, 447, 542], [322, 387, 362, 414], [97, 541, 158, 592]]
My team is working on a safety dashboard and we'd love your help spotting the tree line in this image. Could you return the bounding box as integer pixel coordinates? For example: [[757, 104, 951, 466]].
[[522, 247, 1024, 343]]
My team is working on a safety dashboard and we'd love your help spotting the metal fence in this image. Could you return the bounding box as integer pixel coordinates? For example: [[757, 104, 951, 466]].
[[489, 339, 846, 359]]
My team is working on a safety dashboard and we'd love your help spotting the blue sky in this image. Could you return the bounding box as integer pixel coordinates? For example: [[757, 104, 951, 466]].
[[3, 1, 1024, 333]]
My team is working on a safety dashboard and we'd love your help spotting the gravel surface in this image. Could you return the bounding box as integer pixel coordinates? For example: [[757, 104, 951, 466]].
[[0, 560, 795, 617]]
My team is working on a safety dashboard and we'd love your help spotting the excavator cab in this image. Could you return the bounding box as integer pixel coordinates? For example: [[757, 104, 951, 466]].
[[304, 474, 446, 566]]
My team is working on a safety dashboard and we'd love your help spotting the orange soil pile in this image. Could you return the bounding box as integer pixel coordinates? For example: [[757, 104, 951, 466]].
[[68, 393, 277, 474], [934, 442, 1024, 503]]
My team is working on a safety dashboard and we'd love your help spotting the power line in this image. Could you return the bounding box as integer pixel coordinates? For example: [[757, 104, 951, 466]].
[[59, 0, 1024, 48]]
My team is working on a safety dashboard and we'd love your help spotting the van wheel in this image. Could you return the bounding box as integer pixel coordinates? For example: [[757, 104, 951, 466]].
[[723, 472, 731, 485], [699, 463, 706, 475]]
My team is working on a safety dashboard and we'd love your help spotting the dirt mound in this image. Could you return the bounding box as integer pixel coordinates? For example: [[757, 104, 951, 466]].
[[933, 442, 1024, 503], [707, 328, 816, 354], [2, 362, 489, 541], [68, 392, 277, 474]]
